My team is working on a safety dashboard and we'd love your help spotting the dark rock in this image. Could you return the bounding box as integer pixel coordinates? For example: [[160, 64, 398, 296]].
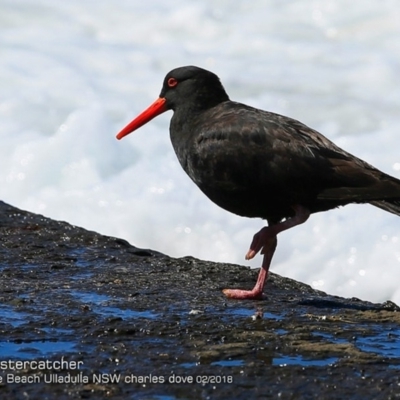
[[0, 200, 399, 399]]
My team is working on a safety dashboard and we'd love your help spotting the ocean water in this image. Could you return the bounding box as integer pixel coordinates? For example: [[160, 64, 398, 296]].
[[1, 0, 399, 303]]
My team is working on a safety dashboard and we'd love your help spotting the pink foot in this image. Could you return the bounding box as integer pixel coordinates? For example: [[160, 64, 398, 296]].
[[222, 265, 269, 300], [222, 288, 264, 300], [245, 205, 310, 261], [245, 227, 275, 260]]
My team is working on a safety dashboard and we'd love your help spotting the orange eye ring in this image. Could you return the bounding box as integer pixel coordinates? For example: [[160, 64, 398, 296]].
[[167, 77, 178, 88]]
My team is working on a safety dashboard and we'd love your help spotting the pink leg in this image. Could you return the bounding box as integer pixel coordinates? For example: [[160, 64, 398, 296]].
[[223, 205, 310, 300]]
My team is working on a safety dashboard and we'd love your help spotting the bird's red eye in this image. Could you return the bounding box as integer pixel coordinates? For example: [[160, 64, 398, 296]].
[[167, 77, 178, 88]]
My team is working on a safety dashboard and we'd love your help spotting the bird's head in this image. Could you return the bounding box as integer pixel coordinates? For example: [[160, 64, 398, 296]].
[[116, 66, 228, 140]]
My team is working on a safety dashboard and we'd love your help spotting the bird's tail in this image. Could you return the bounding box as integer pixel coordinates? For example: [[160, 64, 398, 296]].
[[370, 200, 400, 217]]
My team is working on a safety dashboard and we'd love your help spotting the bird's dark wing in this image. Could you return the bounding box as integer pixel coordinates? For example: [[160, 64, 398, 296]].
[[193, 102, 400, 206], [280, 116, 400, 203]]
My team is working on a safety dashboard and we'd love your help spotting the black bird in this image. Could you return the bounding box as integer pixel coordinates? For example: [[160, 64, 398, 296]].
[[116, 65, 400, 300]]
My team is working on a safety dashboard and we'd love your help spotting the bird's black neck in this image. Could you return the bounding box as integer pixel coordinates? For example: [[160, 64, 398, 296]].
[[172, 78, 230, 115], [192, 85, 230, 111]]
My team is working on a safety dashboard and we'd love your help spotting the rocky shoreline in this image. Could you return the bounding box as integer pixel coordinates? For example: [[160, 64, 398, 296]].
[[0, 200, 399, 399]]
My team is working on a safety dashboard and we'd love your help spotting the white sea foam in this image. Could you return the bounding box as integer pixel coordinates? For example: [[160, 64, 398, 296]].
[[1, 0, 399, 303]]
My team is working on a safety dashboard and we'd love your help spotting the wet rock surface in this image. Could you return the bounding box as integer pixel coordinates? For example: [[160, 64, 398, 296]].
[[0, 200, 400, 399]]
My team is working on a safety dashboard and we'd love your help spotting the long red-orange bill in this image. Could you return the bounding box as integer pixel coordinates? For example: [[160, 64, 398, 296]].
[[116, 97, 168, 140]]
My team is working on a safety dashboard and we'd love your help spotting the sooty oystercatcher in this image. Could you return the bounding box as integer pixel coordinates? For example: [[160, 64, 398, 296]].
[[116, 66, 400, 300]]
